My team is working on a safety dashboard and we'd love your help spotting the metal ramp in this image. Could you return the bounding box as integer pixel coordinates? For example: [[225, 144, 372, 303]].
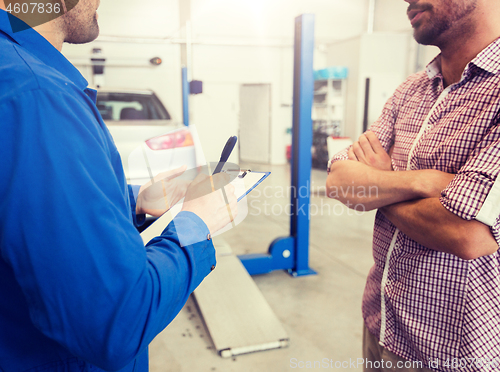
[[142, 219, 289, 358], [193, 238, 289, 358]]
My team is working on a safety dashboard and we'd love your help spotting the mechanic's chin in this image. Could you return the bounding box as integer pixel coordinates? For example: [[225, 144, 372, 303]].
[[66, 24, 100, 44]]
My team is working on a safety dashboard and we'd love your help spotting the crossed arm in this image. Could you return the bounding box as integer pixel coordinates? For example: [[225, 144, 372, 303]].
[[326, 132, 498, 260]]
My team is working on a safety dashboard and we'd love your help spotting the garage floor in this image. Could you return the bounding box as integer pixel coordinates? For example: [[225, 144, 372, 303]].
[[149, 162, 377, 371]]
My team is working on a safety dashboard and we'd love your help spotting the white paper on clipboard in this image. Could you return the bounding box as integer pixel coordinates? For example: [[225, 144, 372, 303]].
[[140, 171, 270, 245]]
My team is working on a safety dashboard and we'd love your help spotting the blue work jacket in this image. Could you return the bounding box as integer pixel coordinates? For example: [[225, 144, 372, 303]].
[[0, 10, 215, 372]]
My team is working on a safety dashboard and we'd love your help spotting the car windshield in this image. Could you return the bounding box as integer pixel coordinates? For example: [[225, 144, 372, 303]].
[[96, 92, 171, 121]]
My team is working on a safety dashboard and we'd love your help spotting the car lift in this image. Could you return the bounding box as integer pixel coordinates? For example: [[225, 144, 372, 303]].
[[179, 14, 317, 358], [239, 14, 317, 278]]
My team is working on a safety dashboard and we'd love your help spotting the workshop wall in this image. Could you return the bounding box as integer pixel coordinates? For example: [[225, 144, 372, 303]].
[[373, 0, 412, 33], [190, 0, 369, 41], [188, 0, 369, 164]]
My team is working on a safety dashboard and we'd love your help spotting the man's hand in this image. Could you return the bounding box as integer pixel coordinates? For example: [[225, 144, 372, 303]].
[[181, 173, 238, 234], [349, 132, 392, 171], [136, 165, 191, 217]]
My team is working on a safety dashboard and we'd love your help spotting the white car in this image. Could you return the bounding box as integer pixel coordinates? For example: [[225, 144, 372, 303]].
[[96, 88, 198, 185]]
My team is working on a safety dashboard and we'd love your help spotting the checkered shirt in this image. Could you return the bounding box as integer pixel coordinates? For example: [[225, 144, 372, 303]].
[[331, 38, 500, 372]]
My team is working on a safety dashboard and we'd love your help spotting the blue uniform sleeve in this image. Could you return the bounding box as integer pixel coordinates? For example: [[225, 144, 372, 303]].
[[0, 88, 216, 371]]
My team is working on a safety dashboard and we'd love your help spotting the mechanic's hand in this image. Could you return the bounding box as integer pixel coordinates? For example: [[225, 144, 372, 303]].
[[181, 173, 238, 234], [348, 131, 393, 171], [136, 165, 191, 217]]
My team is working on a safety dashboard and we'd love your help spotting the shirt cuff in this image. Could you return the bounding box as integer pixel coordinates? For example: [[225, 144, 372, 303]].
[[168, 211, 211, 246], [476, 176, 500, 226], [164, 211, 216, 290], [440, 173, 494, 223], [327, 147, 350, 173]]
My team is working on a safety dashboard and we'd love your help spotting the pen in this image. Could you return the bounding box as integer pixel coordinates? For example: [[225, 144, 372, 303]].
[[213, 136, 237, 175], [211, 136, 238, 227]]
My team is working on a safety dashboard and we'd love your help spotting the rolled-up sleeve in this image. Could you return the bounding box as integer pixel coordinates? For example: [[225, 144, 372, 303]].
[[440, 123, 500, 244], [0, 88, 215, 371]]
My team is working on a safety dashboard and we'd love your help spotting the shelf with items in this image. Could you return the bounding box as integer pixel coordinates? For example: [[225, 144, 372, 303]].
[[312, 78, 347, 137], [311, 67, 348, 169]]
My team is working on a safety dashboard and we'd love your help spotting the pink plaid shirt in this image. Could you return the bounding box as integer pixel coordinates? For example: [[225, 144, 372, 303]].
[[332, 38, 500, 371]]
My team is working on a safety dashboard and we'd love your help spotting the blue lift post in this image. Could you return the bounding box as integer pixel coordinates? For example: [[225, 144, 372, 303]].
[[181, 67, 190, 126], [239, 14, 317, 277]]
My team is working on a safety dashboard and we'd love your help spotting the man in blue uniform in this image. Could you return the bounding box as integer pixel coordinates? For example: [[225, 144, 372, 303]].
[[0, 0, 237, 370]]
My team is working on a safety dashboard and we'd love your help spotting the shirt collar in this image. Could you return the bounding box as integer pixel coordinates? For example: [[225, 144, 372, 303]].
[[425, 37, 500, 80], [425, 55, 442, 79], [0, 9, 89, 91], [468, 37, 500, 75]]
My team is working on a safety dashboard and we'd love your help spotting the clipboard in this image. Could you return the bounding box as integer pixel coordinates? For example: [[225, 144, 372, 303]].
[[140, 170, 270, 245], [235, 170, 271, 202]]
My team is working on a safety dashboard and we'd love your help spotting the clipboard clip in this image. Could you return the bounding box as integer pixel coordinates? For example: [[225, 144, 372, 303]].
[[223, 169, 251, 178], [239, 169, 251, 178]]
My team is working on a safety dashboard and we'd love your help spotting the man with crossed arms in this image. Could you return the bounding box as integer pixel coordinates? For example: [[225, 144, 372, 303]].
[[328, 0, 500, 371]]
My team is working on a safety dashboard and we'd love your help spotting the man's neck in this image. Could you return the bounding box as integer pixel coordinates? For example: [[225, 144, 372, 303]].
[[437, 14, 500, 87], [33, 23, 64, 51], [0, 1, 64, 51], [439, 36, 496, 87]]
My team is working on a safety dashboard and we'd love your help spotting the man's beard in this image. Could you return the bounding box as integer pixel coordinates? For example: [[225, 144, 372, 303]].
[[63, 11, 99, 44], [411, 1, 477, 46]]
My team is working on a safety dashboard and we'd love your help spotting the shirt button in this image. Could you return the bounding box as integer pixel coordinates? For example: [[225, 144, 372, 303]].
[[211, 265, 216, 271], [207, 234, 211, 241]]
